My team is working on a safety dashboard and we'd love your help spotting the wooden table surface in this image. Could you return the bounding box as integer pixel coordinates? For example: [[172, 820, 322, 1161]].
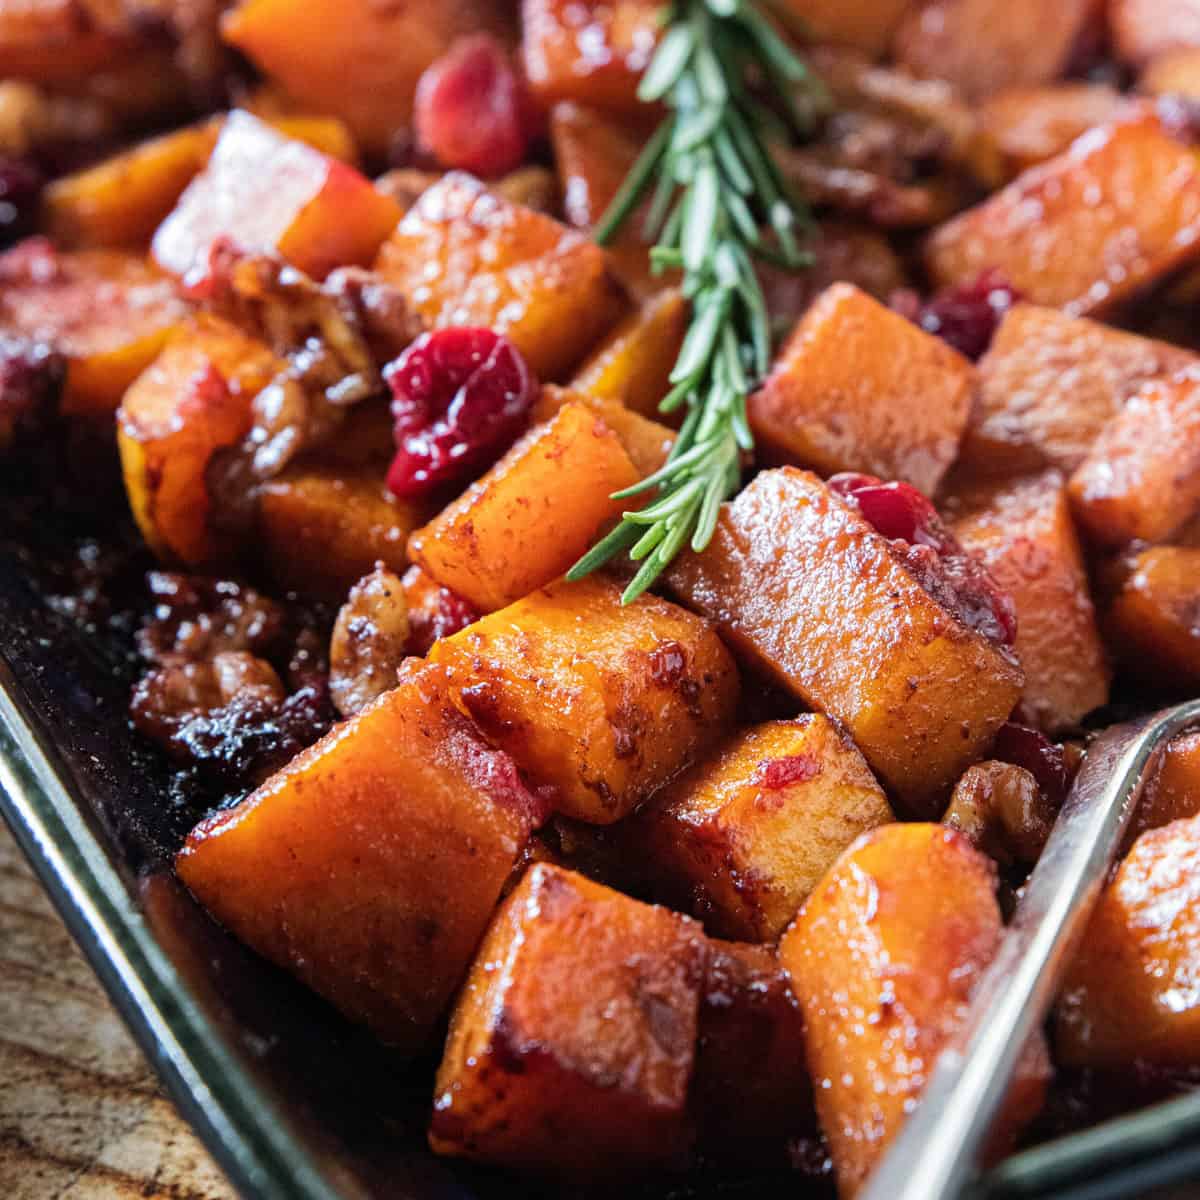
[[0, 819, 237, 1199]]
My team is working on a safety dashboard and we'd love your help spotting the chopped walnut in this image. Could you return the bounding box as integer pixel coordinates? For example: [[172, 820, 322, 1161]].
[[329, 565, 410, 717], [943, 760, 1057, 865]]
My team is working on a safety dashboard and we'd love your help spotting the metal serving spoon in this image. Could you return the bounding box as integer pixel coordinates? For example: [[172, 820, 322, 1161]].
[[861, 698, 1200, 1200]]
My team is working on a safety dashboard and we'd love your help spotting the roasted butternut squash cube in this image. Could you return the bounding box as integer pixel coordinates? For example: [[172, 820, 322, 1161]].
[[0, 242, 190, 417], [532, 384, 675, 477], [408, 403, 640, 613], [222, 0, 512, 156], [961, 303, 1197, 478], [639, 717, 894, 941], [949, 472, 1109, 732], [1058, 814, 1200, 1066], [692, 941, 813, 1153], [1111, 0, 1200, 66], [1127, 732, 1200, 845], [522, 0, 660, 114], [777, 0, 913, 57], [668, 469, 1024, 815], [1105, 546, 1200, 689], [781, 824, 1050, 1196], [1069, 368, 1200, 547], [430, 863, 706, 1171], [429, 576, 739, 823], [549, 101, 672, 300], [153, 111, 400, 284], [1141, 47, 1200, 96], [178, 662, 542, 1052], [117, 315, 282, 565], [979, 84, 1136, 177], [374, 172, 625, 379], [0, 0, 133, 81], [569, 288, 689, 421], [258, 466, 434, 600], [748, 283, 973, 497], [926, 116, 1200, 316], [893, 0, 1099, 101]]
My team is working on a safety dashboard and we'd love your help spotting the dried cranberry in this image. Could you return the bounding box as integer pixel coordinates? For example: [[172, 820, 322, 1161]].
[[890, 269, 1022, 361], [994, 722, 1071, 804], [0, 157, 43, 248], [754, 754, 821, 790], [402, 566, 479, 656], [831, 471, 1018, 648], [414, 34, 534, 177], [385, 328, 537, 497]]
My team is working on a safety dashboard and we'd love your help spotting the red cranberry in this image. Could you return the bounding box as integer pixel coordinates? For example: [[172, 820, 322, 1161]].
[[828, 473, 947, 549], [385, 328, 537, 497], [890, 269, 1022, 361], [755, 753, 821, 790], [414, 34, 535, 177], [994, 722, 1071, 804], [0, 157, 43, 248]]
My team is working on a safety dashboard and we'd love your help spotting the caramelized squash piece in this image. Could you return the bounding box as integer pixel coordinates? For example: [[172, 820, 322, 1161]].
[[1105, 546, 1200, 689], [258, 466, 434, 600], [961, 303, 1197, 478], [950, 472, 1109, 732], [1128, 731, 1200, 844], [0, 243, 190, 417], [532, 384, 675, 477], [429, 576, 739, 823], [781, 824, 1050, 1196], [153, 111, 400, 284], [1140, 47, 1200, 96], [748, 283, 973, 497], [1058, 814, 1200, 1067], [1069, 368, 1200, 547], [639, 717, 894, 941], [668, 469, 1024, 814], [117, 316, 281, 566], [569, 289, 688, 420], [692, 941, 813, 1153], [222, 0, 512, 156], [0, 0, 133, 81], [178, 662, 542, 1052], [777, 0, 913, 57], [1111, 0, 1200, 66], [925, 115, 1200, 317], [893, 0, 1098, 101], [431, 863, 705, 1172], [522, 0, 660, 113], [408, 403, 640, 613], [979, 84, 1135, 177], [374, 172, 624, 379]]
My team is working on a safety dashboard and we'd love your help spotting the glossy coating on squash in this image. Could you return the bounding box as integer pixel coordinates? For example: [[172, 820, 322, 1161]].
[[408, 402, 640, 613], [777, 0, 913, 58], [429, 576, 740, 823], [639, 716, 894, 941], [781, 823, 1050, 1197], [430, 863, 706, 1172], [668, 468, 1024, 815], [178, 661, 541, 1052], [1125, 731, 1200, 847], [374, 171, 625, 379], [748, 283, 974, 497]]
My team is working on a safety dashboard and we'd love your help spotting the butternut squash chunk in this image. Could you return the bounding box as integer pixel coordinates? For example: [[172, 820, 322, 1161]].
[[374, 172, 625, 379], [949, 472, 1110, 732], [1111, 0, 1200, 66], [522, 0, 661, 114], [0, 0, 133, 81], [781, 824, 1050, 1196], [777, 0, 913, 58], [893, 0, 1098, 101], [925, 115, 1200, 316], [748, 283, 973, 497], [430, 863, 706, 1172], [222, 0, 513, 156], [1127, 732, 1200, 846], [1058, 814, 1200, 1067], [1105, 546, 1200, 689], [153, 111, 400, 284], [668, 469, 1024, 815], [1141, 47, 1200, 96], [429, 576, 739, 823], [408, 403, 640, 613], [0, 242, 190, 417], [1069, 368, 1200, 547], [117, 316, 282, 566], [639, 716, 894, 941], [258, 466, 434, 600], [961, 303, 1197, 478], [178, 662, 542, 1052]]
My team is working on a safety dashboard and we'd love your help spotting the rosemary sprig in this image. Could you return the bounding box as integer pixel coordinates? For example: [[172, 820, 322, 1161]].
[[568, 0, 816, 604]]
